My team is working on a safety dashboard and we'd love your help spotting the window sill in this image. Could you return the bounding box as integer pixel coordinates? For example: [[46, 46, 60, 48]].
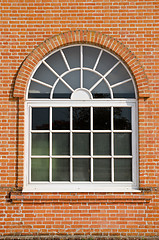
[[10, 191, 151, 204], [22, 183, 140, 193]]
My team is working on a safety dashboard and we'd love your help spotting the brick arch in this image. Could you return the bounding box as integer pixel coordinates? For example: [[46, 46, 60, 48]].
[[14, 30, 150, 98]]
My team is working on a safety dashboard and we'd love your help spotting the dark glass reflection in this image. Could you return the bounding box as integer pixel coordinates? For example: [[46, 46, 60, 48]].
[[52, 107, 70, 130], [52, 133, 70, 155], [53, 81, 72, 99], [28, 93, 50, 99], [114, 133, 132, 155], [93, 107, 111, 130], [32, 133, 49, 156], [92, 93, 111, 98], [53, 93, 72, 98], [33, 63, 57, 86], [63, 46, 80, 68], [73, 158, 90, 181], [113, 92, 135, 98], [83, 46, 100, 69], [31, 158, 49, 181], [28, 81, 51, 99], [114, 158, 132, 181], [92, 80, 111, 99], [73, 107, 90, 130], [113, 81, 135, 99], [73, 133, 90, 155], [52, 158, 70, 181], [32, 108, 49, 130], [93, 133, 111, 155], [107, 63, 130, 86], [45, 51, 67, 75], [96, 51, 118, 75], [93, 158, 111, 181], [114, 107, 131, 130]]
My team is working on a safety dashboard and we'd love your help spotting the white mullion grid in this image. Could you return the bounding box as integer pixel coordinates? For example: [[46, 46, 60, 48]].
[[49, 107, 52, 183], [73, 155, 93, 158], [72, 130, 91, 133], [50, 68, 80, 99], [31, 77, 53, 89], [93, 49, 103, 70], [93, 155, 112, 158], [91, 107, 93, 183], [51, 155, 70, 158], [113, 130, 132, 133], [70, 107, 73, 182], [51, 130, 70, 133], [93, 130, 111, 133], [114, 155, 132, 158], [60, 49, 70, 70], [80, 45, 83, 88], [89, 61, 120, 95], [111, 78, 132, 89], [26, 99, 138, 191], [30, 155, 51, 158], [43, 60, 74, 92], [111, 106, 114, 182]]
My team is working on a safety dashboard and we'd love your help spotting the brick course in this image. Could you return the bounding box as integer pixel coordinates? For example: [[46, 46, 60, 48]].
[[0, 0, 159, 238]]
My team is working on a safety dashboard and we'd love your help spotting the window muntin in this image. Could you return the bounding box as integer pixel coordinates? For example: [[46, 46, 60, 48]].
[[25, 44, 138, 192], [30, 106, 133, 182], [27, 45, 137, 100]]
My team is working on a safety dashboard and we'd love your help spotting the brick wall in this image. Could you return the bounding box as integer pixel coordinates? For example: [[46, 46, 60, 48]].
[[0, 0, 159, 238]]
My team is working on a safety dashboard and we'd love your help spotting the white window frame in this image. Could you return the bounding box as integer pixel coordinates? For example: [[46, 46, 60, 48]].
[[23, 99, 139, 192], [23, 44, 139, 192]]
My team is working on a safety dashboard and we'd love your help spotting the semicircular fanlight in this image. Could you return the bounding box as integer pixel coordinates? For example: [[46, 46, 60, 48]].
[[27, 45, 136, 99]]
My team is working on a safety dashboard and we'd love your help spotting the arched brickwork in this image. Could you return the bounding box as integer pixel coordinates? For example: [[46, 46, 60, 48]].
[[14, 30, 150, 98]]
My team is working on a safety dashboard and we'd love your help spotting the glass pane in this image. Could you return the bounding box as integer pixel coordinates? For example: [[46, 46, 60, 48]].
[[73, 107, 90, 130], [114, 158, 132, 181], [32, 108, 49, 130], [114, 133, 132, 155], [63, 46, 80, 68], [93, 158, 111, 181], [52, 158, 70, 181], [92, 80, 111, 98], [73, 158, 90, 181], [107, 63, 131, 86], [114, 107, 131, 130], [96, 51, 118, 75], [93, 107, 111, 130], [33, 63, 57, 86], [32, 133, 49, 155], [52, 133, 70, 155], [45, 51, 67, 75], [83, 46, 100, 69], [31, 158, 49, 181], [63, 70, 80, 90], [53, 80, 72, 98], [52, 107, 70, 130], [73, 133, 90, 155], [113, 81, 135, 98], [83, 70, 100, 89], [28, 81, 51, 98], [93, 133, 111, 155]]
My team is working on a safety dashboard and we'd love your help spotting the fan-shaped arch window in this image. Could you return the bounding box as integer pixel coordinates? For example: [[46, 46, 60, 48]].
[[24, 44, 138, 192]]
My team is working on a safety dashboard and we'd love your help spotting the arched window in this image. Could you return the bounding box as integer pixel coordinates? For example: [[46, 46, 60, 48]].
[[24, 44, 138, 192]]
